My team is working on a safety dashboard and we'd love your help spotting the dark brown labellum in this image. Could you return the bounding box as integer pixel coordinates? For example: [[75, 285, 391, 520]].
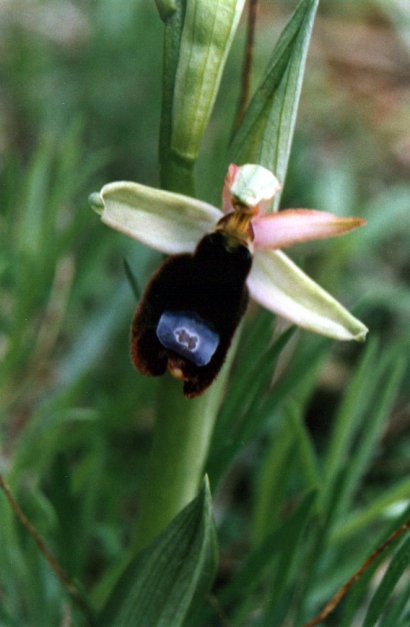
[[131, 231, 252, 398]]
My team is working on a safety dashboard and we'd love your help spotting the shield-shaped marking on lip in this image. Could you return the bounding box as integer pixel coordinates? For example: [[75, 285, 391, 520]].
[[156, 311, 220, 367]]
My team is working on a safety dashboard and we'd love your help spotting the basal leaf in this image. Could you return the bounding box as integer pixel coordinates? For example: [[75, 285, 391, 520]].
[[98, 478, 217, 627], [231, 0, 319, 209]]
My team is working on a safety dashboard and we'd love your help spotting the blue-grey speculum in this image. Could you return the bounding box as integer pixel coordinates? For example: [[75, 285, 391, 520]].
[[156, 311, 220, 367]]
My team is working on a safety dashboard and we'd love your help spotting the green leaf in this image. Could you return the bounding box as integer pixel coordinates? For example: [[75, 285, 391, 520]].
[[98, 478, 217, 627], [171, 0, 246, 163], [377, 577, 410, 626], [363, 535, 410, 627], [252, 414, 297, 545], [286, 403, 321, 492], [252, 403, 320, 546], [217, 491, 315, 610], [332, 348, 406, 519], [334, 476, 410, 543], [263, 493, 317, 623], [231, 0, 319, 208], [208, 327, 295, 485], [320, 337, 380, 513]]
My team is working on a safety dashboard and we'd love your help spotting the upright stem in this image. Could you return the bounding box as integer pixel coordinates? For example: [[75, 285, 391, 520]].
[[132, 0, 238, 552], [160, 151, 196, 196], [132, 347, 235, 554]]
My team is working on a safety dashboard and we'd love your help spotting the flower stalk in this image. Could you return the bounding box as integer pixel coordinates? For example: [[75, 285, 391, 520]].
[[131, 342, 237, 553]]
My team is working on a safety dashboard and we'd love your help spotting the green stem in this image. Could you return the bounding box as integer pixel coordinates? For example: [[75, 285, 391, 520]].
[[93, 340, 238, 608], [132, 346, 235, 554], [159, 150, 196, 196]]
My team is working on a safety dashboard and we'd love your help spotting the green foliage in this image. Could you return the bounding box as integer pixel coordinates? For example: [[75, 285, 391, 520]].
[[171, 0, 245, 163], [231, 0, 319, 208], [1, 1, 410, 626], [363, 534, 410, 627], [99, 479, 217, 627]]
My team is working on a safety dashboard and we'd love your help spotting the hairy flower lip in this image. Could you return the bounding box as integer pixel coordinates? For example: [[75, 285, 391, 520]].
[[91, 164, 368, 342]]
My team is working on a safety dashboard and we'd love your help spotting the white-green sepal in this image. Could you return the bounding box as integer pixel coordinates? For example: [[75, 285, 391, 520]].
[[98, 181, 221, 255], [248, 249, 368, 342]]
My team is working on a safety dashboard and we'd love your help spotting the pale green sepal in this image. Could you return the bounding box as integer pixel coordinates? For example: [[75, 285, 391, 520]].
[[248, 249, 368, 342], [171, 0, 246, 162], [99, 181, 221, 254], [231, 0, 319, 210]]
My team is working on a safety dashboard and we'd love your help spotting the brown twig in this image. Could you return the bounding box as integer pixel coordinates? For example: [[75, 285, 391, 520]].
[[0, 473, 94, 623], [234, 0, 258, 130], [304, 520, 410, 626]]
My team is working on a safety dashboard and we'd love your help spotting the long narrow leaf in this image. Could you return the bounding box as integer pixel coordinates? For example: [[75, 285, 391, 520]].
[[333, 349, 406, 518], [218, 491, 315, 610], [377, 577, 410, 626], [208, 328, 295, 485], [332, 477, 410, 543], [231, 0, 319, 208], [263, 491, 317, 622], [252, 415, 296, 545], [363, 535, 410, 627], [320, 337, 380, 512]]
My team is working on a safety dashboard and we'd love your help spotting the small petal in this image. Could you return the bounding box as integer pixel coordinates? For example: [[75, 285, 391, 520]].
[[223, 163, 281, 213], [252, 209, 367, 250], [98, 181, 221, 255], [248, 249, 368, 341]]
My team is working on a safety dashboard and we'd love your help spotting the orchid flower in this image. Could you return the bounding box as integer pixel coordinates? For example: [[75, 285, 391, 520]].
[[90, 164, 368, 397]]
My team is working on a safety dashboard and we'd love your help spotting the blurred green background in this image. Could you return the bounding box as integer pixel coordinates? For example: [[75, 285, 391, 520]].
[[1, 1, 410, 625]]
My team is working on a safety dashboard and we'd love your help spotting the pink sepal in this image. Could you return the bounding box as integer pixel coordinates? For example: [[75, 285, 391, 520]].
[[252, 209, 366, 250]]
